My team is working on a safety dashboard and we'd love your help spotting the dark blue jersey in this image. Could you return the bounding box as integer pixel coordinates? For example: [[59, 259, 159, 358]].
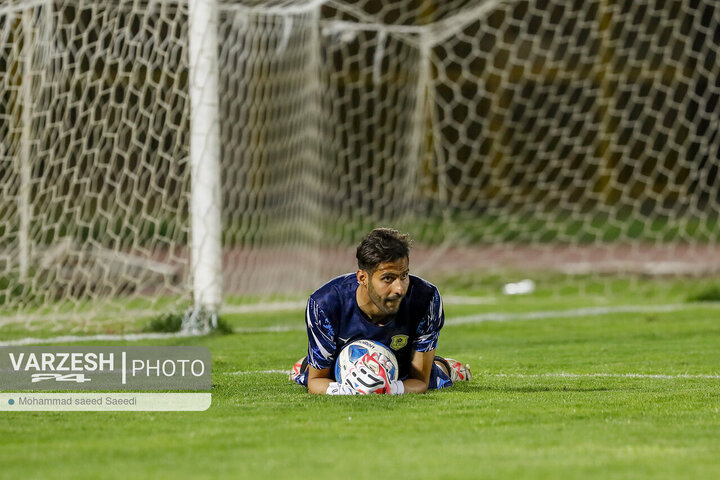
[[305, 273, 444, 380]]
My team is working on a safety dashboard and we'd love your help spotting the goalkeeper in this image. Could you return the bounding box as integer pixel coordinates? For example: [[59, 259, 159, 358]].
[[289, 227, 471, 395]]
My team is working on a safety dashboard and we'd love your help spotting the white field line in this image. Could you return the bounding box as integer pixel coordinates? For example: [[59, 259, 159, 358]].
[[232, 302, 720, 333], [224, 370, 720, 380], [0, 331, 202, 347], [223, 301, 307, 314], [488, 372, 720, 380], [0, 298, 309, 329], [222, 295, 495, 314], [443, 295, 497, 305], [443, 302, 720, 326], [234, 325, 304, 333], [3, 302, 719, 346]]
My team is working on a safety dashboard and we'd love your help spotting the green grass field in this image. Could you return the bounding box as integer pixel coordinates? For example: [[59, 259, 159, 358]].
[[1, 278, 719, 479]]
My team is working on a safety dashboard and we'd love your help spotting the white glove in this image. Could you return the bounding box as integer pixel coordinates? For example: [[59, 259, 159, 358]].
[[388, 380, 404, 395], [371, 352, 396, 377], [326, 382, 359, 395], [367, 352, 403, 394], [345, 355, 390, 394]]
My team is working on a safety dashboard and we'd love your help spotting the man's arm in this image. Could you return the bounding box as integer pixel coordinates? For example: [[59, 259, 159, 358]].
[[307, 365, 334, 394], [304, 296, 341, 394], [403, 285, 445, 394], [402, 348, 436, 393]]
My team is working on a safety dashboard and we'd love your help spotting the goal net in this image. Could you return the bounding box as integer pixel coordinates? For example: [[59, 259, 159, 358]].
[[1, 0, 718, 333]]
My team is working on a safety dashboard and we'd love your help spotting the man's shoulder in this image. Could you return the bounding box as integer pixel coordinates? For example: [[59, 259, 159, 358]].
[[408, 274, 439, 298], [310, 273, 357, 307], [403, 274, 440, 315]]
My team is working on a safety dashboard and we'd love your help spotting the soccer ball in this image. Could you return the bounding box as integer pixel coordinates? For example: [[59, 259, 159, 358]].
[[334, 339, 399, 384]]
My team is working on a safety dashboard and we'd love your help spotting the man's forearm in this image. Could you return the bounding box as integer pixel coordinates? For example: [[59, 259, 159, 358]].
[[401, 378, 429, 393], [308, 377, 333, 394], [402, 348, 435, 394]]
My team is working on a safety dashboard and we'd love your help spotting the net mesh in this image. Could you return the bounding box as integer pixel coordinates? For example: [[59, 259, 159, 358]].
[[1, 0, 719, 332]]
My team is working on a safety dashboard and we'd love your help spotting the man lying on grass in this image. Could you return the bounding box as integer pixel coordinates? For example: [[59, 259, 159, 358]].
[[290, 227, 471, 395]]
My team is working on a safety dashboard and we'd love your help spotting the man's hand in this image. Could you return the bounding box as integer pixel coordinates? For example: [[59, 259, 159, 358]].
[[370, 352, 396, 377], [326, 382, 360, 395], [345, 354, 390, 394], [366, 352, 404, 394]]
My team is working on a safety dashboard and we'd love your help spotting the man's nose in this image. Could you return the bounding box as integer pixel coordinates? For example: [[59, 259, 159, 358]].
[[392, 279, 406, 295]]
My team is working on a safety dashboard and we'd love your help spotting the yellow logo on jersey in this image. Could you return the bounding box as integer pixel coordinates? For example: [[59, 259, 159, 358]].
[[389, 335, 409, 350]]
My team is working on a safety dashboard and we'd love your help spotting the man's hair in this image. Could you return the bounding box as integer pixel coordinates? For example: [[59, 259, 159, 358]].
[[356, 228, 411, 272]]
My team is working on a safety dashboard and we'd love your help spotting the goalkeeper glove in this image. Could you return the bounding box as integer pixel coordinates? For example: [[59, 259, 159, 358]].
[[326, 382, 359, 395], [345, 356, 390, 394], [369, 352, 396, 377], [365, 353, 403, 394], [388, 380, 404, 395], [360, 353, 407, 394]]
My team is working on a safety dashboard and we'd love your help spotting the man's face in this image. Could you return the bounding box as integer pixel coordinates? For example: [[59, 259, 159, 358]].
[[364, 257, 410, 316]]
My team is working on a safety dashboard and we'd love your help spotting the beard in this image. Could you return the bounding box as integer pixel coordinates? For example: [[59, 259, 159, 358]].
[[367, 284, 403, 315]]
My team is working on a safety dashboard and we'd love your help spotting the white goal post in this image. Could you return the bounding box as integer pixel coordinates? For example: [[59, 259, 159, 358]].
[[0, 0, 718, 333], [186, 0, 222, 332]]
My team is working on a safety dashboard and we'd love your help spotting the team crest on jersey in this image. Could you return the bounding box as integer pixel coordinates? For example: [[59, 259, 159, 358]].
[[389, 335, 409, 350]]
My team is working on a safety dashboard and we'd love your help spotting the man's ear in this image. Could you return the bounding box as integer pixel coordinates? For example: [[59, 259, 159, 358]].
[[356, 269, 368, 286]]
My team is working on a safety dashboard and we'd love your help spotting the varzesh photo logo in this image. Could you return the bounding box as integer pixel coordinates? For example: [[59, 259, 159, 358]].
[[11, 351, 114, 384], [0, 347, 211, 391]]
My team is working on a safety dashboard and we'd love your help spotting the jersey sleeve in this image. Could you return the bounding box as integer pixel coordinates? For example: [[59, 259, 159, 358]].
[[305, 296, 337, 370], [413, 288, 444, 352]]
